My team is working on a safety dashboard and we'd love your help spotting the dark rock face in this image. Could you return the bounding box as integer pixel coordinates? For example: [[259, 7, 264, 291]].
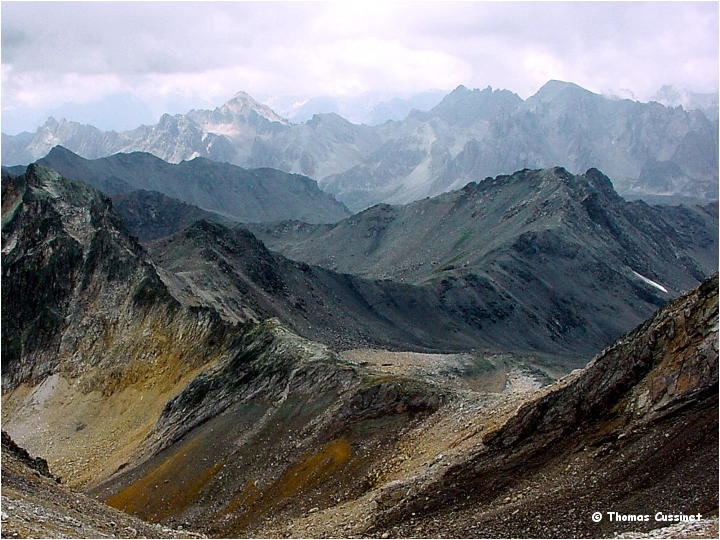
[[0, 164, 238, 394], [369, 274, 719, 538], [2, 430, 56, 481], [112, 190, 234, 242], [34, 145, 351, 224]]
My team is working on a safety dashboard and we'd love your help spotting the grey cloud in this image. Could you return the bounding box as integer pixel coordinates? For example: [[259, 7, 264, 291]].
[[1, 26, 27, 62], [1, 1, 717, 133]]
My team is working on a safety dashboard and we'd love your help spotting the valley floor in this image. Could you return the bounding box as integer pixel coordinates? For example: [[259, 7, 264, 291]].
[[2, 343, 717, 539]]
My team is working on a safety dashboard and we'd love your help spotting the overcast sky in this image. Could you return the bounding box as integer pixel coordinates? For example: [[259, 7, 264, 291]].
[[2, 1, 718, 133]]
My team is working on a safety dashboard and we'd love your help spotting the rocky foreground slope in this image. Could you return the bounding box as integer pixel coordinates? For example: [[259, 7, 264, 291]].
[[1, 431, 199, 539]]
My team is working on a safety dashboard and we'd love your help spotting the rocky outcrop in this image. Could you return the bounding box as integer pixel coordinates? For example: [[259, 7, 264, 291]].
[[1, 164, 233, 393], [1, 164, 253, 486], [486, 273, 718, 449], [2, 430, 56, 481], [366, 273, 718, 537]]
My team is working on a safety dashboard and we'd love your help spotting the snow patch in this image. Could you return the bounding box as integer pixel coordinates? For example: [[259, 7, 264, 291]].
[[201, 123, 242, 137], [632, 271, 668, 293], [2, 234, 17, 254]]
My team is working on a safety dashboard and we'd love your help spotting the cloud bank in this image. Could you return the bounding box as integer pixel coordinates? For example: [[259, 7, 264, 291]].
[[2, 1, 717, 133]]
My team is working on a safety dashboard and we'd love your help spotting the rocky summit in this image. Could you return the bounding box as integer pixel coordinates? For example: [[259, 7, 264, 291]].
[[1, 159, 717, 539]]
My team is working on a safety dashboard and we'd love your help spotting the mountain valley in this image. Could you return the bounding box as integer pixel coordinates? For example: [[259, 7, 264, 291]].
[[1, 157, 717, 538]]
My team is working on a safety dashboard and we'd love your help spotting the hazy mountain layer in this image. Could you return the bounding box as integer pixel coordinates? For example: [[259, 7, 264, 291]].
[[3, 81, 716, 210], [33, 145, 351, 223], [280, 90, 447, 125]]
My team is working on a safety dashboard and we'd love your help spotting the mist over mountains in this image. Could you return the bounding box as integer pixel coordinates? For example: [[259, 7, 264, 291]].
[[271, 89, 449, 125], [3, 80, 717, 211]]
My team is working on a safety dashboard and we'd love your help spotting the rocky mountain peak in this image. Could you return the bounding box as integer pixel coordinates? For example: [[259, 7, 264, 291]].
[[41, 116, 60, 129], [582, 167, 622, 199], [219, 91, 288, 124], [23, 163, 101, 206], [530, 79, 596, 102], [449, 84, 470, 95], [429, 84, 522, 124]]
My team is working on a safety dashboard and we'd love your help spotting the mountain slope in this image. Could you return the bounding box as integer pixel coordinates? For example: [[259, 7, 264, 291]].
[[146, 219, 589, 357], [112, 189, 235, 242], [250, 167, 717, 353], [0, 165, 454, 535], [251, 167, 714, 286], [34, 145, 351, 223], [1, 164, 254, 486], [361, 273, 719, 538]]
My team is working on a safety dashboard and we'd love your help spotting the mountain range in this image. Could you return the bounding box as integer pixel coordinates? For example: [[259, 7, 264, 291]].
[[273, 89, 449, 125], [1, 162, 717, 537], [20, 145, 351, 224], [2, 70, 719, 537], [249, 167, 717, 348], [3, 80, 717, 210]]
